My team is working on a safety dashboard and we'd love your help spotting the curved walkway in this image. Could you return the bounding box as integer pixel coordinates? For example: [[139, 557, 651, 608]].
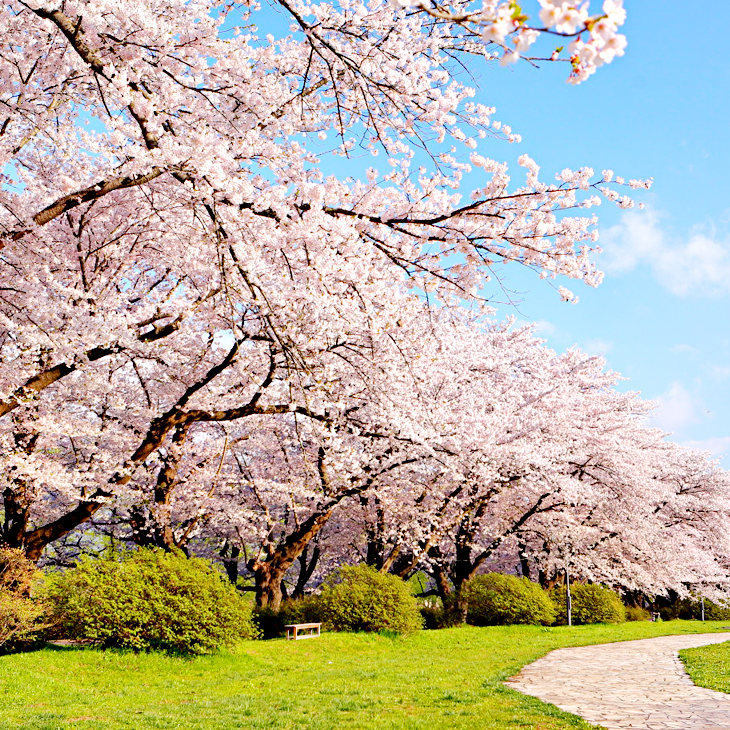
[[505, 632, 730, 729]]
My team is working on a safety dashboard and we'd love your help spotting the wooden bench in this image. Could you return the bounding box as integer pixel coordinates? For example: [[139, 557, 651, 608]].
[[285, 622, 322, 640]]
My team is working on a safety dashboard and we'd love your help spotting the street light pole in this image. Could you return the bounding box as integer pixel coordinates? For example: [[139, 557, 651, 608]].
[[566, 562, 572, 627]]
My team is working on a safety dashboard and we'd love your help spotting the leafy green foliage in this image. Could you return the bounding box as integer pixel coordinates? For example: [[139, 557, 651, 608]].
[[419, 599, 464, 630], [551, 583, 626, 625], [658, 597, 696, 620], [280, 594, 324, 625], [318, 565, 423, 635], [252, 594, 325, 639], [251, 605, 284, 640], [0, 547, 48, 652], [701, 599, 730, 621], [0, 547, 38, 596], [0, 588, 48, 653], [662, 596, 730, 621], [625, 605, 651, 622], [461, 573, 556, 626], [44, 548, 255, 654]]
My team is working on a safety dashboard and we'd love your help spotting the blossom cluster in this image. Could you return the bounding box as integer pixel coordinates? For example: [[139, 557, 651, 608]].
[[398, 0, 627, 83]]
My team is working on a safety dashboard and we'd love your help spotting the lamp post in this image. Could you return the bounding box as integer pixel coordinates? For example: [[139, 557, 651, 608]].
[[566, 560, 572, 627]]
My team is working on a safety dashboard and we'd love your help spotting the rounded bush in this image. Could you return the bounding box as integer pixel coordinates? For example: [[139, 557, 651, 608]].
[[550, 583, 626, 625], [44, 548, 255, 654], [663, 597, 730, 621], [461, 573, 556, 626], [318, 565, 423, 635]]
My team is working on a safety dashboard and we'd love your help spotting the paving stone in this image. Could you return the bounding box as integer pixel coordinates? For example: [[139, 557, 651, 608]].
[[505, 632, 730, 729]]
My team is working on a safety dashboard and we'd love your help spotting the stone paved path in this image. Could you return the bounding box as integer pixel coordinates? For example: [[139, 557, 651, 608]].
[[505, 632, 730, 729]]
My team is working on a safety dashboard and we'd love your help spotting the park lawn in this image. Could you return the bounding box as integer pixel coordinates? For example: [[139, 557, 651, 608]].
[[681, 638, 730, 694], [2, 621, 729, 730]]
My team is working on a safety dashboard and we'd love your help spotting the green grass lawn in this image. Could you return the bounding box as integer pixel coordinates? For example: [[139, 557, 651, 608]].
[[681, 638, 730, 695], [2, 621, 729, 730]]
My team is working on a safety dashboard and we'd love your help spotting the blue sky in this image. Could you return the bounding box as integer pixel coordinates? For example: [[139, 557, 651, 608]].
[[464, 2, 730, 460], [262, 1, 729, 457]]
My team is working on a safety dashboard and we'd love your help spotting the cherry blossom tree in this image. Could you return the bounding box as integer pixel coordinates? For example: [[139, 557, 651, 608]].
[[346, 322, 730, 603], [1, 0, 651, 575]]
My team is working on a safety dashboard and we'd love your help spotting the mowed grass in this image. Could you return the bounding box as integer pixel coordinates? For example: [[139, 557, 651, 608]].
[[681, 638, 730, 694], [3, 621, 729, 730]]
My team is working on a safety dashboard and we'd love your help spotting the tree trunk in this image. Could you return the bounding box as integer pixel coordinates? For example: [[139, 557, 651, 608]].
[[151, 424, 190, 550], [249, 506, 337, 610], [518, 542, 531, 579], [252, 562, 287, 611], [291, 544, 320, 598], [539, 568, 562, 590], [2, 486, 30, 550], [222, 544, 241, 585]]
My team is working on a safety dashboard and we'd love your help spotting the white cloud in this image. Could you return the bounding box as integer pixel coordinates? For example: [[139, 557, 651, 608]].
[[583, 338, 613, 355], [533, 319, 557, 336], [683, 436, 730, 459], [600, 208, 730, 296], [650, 381, 702, 433], [709, 364, 730, 382], [514, 319, 558, 338], [670, 343, 696, 354]]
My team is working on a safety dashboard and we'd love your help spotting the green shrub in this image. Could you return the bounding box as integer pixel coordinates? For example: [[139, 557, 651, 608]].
[[318, 565, 423, 635], [419, 600, 464, 630], [658, 597, 694, 621], [699, 598, 730, 621], [661, 597, 730, 621], [280, 594, 323, 625], [625, 605, 651, 622], [551, 583, 626, 625], [251, 605, 284, 640], [0, 547, 38, 597], [44, 548, 255, 654], [0, 548, 48, 653], [461, 573, 556, 626]]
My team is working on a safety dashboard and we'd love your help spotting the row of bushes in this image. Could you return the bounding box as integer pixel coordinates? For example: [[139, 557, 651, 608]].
[[656, 596, 730, 622], [5, 546, 718, 655], [1, 551, 423, 654], [460, 573, 627, 627], [263, 571, 635, 637]]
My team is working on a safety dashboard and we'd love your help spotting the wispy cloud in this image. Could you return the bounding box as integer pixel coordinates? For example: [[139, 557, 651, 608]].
[[709, 364, 730, 382], [683, 436, 730, 460], [600, 208, 730, 296], [533, 319, 558, 336], [650, 381, 702, 433], [583, 338, 613, 356]]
